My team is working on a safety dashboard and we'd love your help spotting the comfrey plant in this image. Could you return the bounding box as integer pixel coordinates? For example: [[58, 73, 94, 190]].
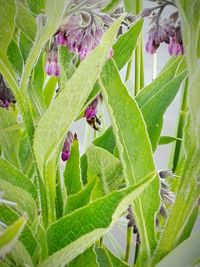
[[0, 0, 200, 266]]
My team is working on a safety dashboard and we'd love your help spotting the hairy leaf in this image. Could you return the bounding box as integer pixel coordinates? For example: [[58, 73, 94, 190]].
[[100, 60, 160, 267]]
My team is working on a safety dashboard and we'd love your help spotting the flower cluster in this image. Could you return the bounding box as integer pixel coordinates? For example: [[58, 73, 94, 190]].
[[84, 96, 101, 130], [0, 74, 15, 109], [61, 131, 74, 161], [45, 9, 114, 77], [143, 3, 184, 56], [126, 169, 175, 233]]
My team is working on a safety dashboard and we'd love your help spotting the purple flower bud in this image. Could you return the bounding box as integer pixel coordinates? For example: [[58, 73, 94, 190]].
[[61, 131, 75, 161], [61, 151, 70, 161], [84, 107, 97, 120], [168, 36, 183, 56], [44, 49, 60, 77]]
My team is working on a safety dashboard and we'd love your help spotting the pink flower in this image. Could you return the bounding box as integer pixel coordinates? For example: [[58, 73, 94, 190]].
[[44, 50, 60, 77]]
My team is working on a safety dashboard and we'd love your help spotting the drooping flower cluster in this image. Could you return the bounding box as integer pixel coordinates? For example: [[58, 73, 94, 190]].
[[45, 9, 114, 77], [126, 169, 175, 234], [143, 3, 184, 56], [0, 74, 15, 109], [84, 96, 101, 131], [61, 131, 74, 161]]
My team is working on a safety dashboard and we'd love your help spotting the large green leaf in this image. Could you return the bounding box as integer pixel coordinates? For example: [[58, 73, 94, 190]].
[[0, 180, 37, 222], [0, 109, 21, 168], [0, 214, 27, 258], [40, 174, 155, 267], [34, 17, 124, 175], [100, 60, 160, 267], [15, 1, 37, 42], [0, 205, 38, 257], [139, 71, 187, 150], [113, 20, 143, 70], [63, 138, 82, 196], [87, 145, 124, 199], [26, 0, 45, 14], [0, 0, 16, 53], [0, 158, 37, 199], [156, 229, 200, 267]]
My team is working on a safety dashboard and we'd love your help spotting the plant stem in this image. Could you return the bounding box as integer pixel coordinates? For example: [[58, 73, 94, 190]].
[[125, 60, 132, 82], [134, 233, 140, 265], [152, 53, 157, 80], [170, 78, 188, 172], [140, 38, 144, 88], [134, 0, 143, 95], [124, 227, 132, 263]]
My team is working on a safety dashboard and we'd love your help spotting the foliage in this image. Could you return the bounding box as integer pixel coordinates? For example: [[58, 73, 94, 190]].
[[0, 0, 199, 266]]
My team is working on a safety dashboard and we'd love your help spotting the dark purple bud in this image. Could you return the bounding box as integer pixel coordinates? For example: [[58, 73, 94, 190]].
[[44, 49, 60, 77], [61, 151, 70, 161], [0, 74, 15, 109]]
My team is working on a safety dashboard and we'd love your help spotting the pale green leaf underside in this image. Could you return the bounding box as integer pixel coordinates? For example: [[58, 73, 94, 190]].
[[0, 215, 27, 258], [40, 174, 156, 267], [34, 17, 124, 175]]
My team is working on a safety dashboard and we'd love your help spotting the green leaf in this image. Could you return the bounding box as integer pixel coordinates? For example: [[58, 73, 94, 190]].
[[26, 0, 45, 14], [18, 133, 35, 178], [93, 127, 116, 154], [19, 31, 33, 62], [29, 53, 47, 116], [7, 39, 23, 75], [0, 0, 16, 53], [40, 173, 155, 267], [105, 247, 130, 267], [15, 1, 37, 42], [0, 205, 38, 257], [64, 138, 82, 196], [156, 229, 200, 267], [123, 0, 136, 13], [43, 76, 57, 107], [58, 46, 75, 90], [101, 0, 122, 13], [113, 20, 143, 70], [0, 158, 37, 199], [68, 247, 97, 267], [100, 60, 160, 267], [136, 59, 187, 150], [0, 108, 21, 168], [86, 145, 124, 199], [95, 246, 130, 267], [136, 57, 184, 107], [0, 214, 27, 258], [64, 179, 96, 215], [159, 136, 182, 145], [34, 16, 124, 175], [0, 180, 37, 222], [10, 240, 34, 267]]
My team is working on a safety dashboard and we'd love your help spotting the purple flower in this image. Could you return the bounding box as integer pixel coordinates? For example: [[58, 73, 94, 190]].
[[168, 26, 184, 56], [146, 26, 168, 54], [0, 74, 15, 109], [44, 49, 60, 77], [84, 97, 101, 131], [56, 13, 111, 60], [61, 131, 74, 162]]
